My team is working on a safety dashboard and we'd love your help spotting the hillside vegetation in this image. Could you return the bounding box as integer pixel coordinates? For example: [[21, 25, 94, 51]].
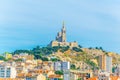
[[3, 45, 120, 70]]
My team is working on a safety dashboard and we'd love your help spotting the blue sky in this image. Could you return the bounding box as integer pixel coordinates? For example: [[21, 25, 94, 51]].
[[0, 0, 120, 53]]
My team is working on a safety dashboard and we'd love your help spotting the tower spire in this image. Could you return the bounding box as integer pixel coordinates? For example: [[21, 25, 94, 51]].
[[61, 21, 66, 42], [62, 21, 65, 28]]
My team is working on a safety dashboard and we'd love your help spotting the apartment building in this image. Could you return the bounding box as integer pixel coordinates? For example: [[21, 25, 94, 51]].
[[0, 64, 17, 78]]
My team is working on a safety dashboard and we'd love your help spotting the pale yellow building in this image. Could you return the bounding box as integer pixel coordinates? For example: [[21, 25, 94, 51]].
[[99, 55, 112, 73], [3, 52, 12, 59], [26, 74, 46, 80]]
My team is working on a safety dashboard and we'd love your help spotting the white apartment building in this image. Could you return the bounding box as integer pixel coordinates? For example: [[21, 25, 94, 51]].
[[54, 61, 61, 71], [114, 64, 120, 76], [98, 71, 110, 80], [63, 70, 70, 80], [62, 62, 70, 70], [54, 61, 71, 80], [54, 61, 70, 71], [0, 65, 17, 78]]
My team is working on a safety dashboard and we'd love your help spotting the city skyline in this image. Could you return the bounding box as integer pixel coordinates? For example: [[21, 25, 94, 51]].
[[0, 0, 120, 53]]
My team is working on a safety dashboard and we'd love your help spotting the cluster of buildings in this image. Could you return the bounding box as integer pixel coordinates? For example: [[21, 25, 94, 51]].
[[0, 53, 69, 80], [88, 55, 120, 80], [0, 53, 93, 80], [0, 51, 120, 80], [0, 23, 120, 80], [1, 51, 119, 80]]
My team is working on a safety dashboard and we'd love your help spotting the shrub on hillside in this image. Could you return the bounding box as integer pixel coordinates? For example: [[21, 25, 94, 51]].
[[72, 47, 83, 52]]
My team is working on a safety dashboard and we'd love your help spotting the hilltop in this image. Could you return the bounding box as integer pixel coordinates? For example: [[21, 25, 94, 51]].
[[7, 46, 119, 71]]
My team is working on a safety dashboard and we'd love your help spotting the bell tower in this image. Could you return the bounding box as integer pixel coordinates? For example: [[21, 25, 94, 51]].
[[61, 21, 66, 42]]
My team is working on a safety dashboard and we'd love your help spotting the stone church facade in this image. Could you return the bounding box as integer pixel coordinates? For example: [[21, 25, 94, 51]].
[[48, 22, 78, 48]]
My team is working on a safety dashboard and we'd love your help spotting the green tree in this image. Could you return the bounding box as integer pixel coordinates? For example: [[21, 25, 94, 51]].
[[0, 56, 5, 60], [55, 70, 63, 75], [71, 64, 76, 70], [88, 47, 92, 49], [52, 46, 61, 52], [51, 58, 60, 62], [78, 45, 82, 48], [86, 60, 97, 70], [77, 78, 82, 80], [15, 58, 23, 62], [60, 46, 69, 53], [72, 47, 83, 52], [34, 54, 42, 59], [99, 47, 103, 50], [112, 67, 116, 73], [13, 50, 32, 54], [42, 57, 49, 61], [95, 47, 99, 49], [58, 78, 63, 80], [46, 78, 50, 80]]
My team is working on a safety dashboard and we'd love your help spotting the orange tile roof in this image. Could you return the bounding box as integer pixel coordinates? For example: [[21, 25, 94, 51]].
[[110, 76, 119, 80], [26, 73, 32, 77], [43, 62, 48, 65], [0, 78, 21, 80], [17, 73, 25, 77], [44, 70, 49, 73], [34, 69, 43, 74], [87, 77, 98, 80], [32, 69, 50, 74], [48, 75, 61, 78]]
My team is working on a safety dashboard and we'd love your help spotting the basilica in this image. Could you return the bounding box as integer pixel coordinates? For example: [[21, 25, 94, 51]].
[[48, 22, 78, 48]]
